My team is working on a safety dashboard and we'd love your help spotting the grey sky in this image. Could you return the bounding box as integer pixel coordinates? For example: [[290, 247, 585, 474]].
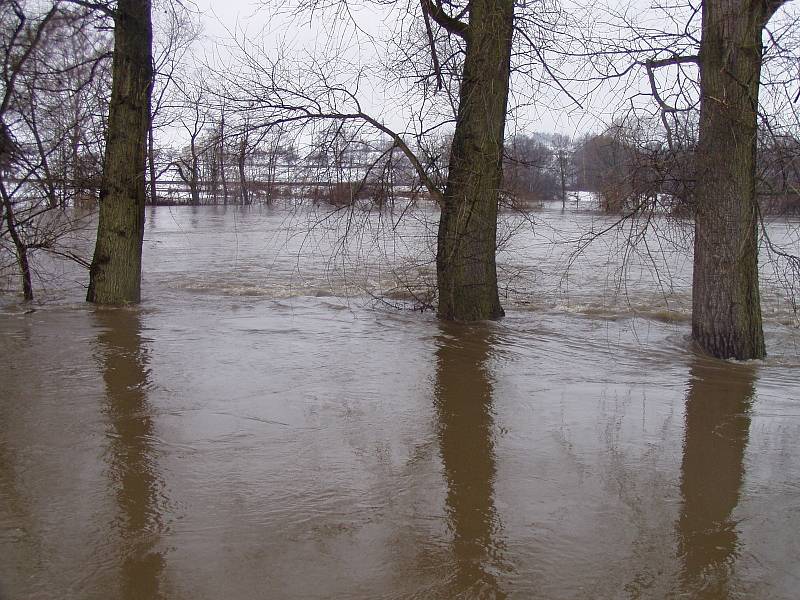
[[189, 0, 610, 138], [179, 0, 798, 147]]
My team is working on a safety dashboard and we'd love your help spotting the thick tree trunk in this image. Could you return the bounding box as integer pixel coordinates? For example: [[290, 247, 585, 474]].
[[87, 0, 153, 304], [692, 0, 774, 359], [436, 0, 513, 321]]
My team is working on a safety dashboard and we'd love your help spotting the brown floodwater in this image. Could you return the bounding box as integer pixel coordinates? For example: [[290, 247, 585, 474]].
[[1, 204, 799, 599]]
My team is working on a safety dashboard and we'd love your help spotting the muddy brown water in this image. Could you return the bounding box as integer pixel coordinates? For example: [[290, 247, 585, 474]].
[[2, 204, 799, 599]]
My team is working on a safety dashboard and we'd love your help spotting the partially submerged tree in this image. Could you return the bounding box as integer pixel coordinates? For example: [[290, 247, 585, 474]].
[[552, 134, 573, 209], [86, 0, 153, 304], [148, 0, 200, 205], [173, 84, 207, 206], [432, 0, 513, 320], [579, 0, 799, 359], [1, 1, 108, 301], [691, 0, 788, 359], [219, 0, 576, 320], [0, 2, 59, 301], [503, 134, 560, 206]]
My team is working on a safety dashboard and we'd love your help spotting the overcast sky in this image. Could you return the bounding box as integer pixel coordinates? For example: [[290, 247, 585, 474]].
[[186, 0, 610, 138], [177, 0, 798, 146]]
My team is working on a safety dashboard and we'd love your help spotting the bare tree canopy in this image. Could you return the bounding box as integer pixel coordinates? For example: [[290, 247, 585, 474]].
[[1, 0, 111, 300]]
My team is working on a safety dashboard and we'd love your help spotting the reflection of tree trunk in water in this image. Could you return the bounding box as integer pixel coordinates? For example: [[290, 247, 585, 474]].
[[96, 310, 165, 600], [678, 358, 756, 598], [434, 323, 505, 598]]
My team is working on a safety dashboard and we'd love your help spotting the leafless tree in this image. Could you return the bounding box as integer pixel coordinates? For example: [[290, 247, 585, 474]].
[[1, 1, 108, 301], [173, 83, 207, 205], [148, 0, 200, 204], [572, 0, 800, 358], [211, 0, 584, 320], [502, 133, 560, 206]]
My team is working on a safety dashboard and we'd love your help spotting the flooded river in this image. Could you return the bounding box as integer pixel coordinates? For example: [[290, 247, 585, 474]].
[[2, 204, 799, 599]]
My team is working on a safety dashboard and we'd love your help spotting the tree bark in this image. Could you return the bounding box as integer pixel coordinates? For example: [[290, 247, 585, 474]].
[[87, 0, 153, 304], [436, 0, 513, 321], [692, 0, 781, 359]]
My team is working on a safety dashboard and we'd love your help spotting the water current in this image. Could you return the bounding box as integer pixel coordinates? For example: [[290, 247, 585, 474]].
[[2, 203, 799, 599]]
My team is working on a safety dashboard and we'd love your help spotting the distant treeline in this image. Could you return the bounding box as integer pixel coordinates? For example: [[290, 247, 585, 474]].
[[11, 127, 800, 217]]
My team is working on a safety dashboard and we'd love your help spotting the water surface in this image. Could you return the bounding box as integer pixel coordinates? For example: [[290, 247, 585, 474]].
[[2, 204, 799, 599]]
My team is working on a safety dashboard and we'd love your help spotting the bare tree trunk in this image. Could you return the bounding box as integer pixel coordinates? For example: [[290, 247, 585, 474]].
[[189, 143, 201, 205], [219, 113, 229, 205], [436, 0, 513, 321], [266, 137, 281, 206], [220, 146, 229, 205], [691, 0, 782, 359], [70, 126, 80, 207], [69, 94, 83, 208], [1, 180, 33, 301], [175, 161, 200, 206], [207, 142, 219, 203], [220, 148, 229, 205], [87, 0, 153, 304], [147, 124, 157, 205], [238, 137, 248, 205], [190, 159, 200, 206]]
